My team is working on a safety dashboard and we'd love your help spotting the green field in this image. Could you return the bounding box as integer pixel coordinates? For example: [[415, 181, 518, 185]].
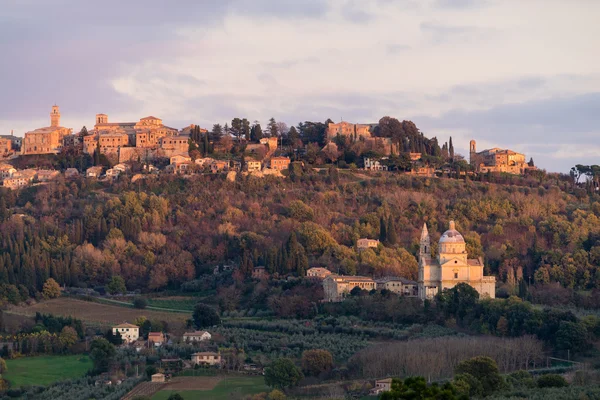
[[153, 376, 269, 400], [4, 355, 92, 387]]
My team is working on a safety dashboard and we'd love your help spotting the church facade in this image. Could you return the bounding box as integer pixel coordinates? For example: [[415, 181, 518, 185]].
[[22, 106, 72, 155], [418, 221, 495, 299]]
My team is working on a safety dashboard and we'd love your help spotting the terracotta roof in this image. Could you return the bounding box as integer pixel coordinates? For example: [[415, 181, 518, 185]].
[[467, 259, 482, 266], [140, 116, 161, 120], [192, 352, 219, 356], [113, 323, 138, 329], [184, 331, 209, 336], [376, 277, 417, 285]]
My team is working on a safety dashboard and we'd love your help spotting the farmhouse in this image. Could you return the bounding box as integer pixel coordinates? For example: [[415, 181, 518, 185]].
[[183, 331, 211, 342], [148, 332, 165, 347], [112, 323, 140, 344], [357, 238, 379, 250], [191, 352, 221, 366]]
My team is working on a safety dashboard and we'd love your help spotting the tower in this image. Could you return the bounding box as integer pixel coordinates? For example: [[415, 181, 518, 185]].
[[50, 105, 60, 127], [469, 140, 476, 166], [96, 114, 108, 125], [419, 223, 431, 264]]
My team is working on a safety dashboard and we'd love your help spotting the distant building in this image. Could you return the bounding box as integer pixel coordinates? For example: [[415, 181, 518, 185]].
[[246, 160, 262, 173], [376, 277, 418, 297], [372, 378, 393, 395], [64, 168, 79, 179], [183, 331, 212, 343], [36, 170, 60, 182], [86, 166, 104, 178], [270, 156, 291, 171], [307, 267, 332, 279], [148, 332, 165, 347], [326, 121, 372, 141], [0, 137, 13, 157], [2, 171, 34, 190], [357, 238, 379, 250], [408, 166, 435, 177], [191, 352, 221, 366], [112, 323, 140, 344], [469, 140, 535, 175], [0, 164, 17, 179], [322, 275, 377, 302], [364, 158, 388, 171], [22, 106, 73, 155], [419, 221, 496, 300], [151, 373, 166, 383]]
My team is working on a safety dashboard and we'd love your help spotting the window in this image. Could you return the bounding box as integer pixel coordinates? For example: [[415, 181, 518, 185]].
[[454, 273, 458, 279]]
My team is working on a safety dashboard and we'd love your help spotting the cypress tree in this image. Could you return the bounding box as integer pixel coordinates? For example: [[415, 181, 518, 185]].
[[449, 137, 455, 161], [379, 216, 387, 244], [387, 216, 397, 246]]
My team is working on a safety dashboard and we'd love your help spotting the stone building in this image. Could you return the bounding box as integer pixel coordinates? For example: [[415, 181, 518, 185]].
[[376, 277, 418, 297], [322, 275, 376, 302], [418, 221, 495, 299], [0, 137, 13, 157], [326, 121, 372, 141], [357, 238, 379, 250], [246, 160, 262, 172], [22, 106, 72, 155], [306, 267, 332, 279], [469, 140, 535, 175], [84, 114, 179, 160]]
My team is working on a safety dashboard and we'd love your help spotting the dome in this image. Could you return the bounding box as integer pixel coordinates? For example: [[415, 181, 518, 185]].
[[439, 221, 465, 244]]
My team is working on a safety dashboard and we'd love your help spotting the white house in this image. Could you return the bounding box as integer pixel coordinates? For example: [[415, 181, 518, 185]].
[[183, 331, 212, 342], [112, 323, 140, 344]]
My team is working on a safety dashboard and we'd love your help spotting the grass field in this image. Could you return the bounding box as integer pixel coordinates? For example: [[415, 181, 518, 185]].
[[7, 298, 191, 334], [147, 297, 198, 312], [4, 355, 92, 387], [152, 376, 269, 400]]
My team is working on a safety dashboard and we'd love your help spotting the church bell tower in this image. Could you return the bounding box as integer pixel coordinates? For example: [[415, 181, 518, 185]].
[[50, 105, 61, 127], [419, 223, 431, 265]]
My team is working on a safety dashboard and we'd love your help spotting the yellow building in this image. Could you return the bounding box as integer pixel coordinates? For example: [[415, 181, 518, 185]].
[[357, 238, 379, 250], [191, 352, 221, 366], [418, 221, 495, 299], [112, 323, 140, 344], [469, 140, 534, 175], [22, 106, 72, 155]]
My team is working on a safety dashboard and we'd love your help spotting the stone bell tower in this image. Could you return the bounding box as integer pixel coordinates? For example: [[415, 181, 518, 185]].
[[419, 223, 431, 265], [469, 140, 477, 167], [50, 105, 61, 127]]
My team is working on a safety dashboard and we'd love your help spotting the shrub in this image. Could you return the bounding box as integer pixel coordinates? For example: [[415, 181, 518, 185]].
[[537, 374, 569, 388], [133, 297, 148, 309]]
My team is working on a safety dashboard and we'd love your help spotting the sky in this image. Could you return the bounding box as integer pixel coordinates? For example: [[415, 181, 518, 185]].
[[1, 0, 598, 173]]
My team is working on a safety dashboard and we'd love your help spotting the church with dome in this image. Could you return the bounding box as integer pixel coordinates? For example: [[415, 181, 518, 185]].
[[418, 221, 496, 299]]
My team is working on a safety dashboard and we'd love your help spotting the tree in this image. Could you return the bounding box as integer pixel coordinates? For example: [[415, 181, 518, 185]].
[[90, 338, 116, 373], [387, 216, 397, 246], [0, 357, 6, 375], [42, 278, 61, 299], [210, 124, 223, 143], [537, 374, 568, 388], [105, 329, 123, 346], [133, 297, 148, 309], [267, 118, 278, 137], [192, 303, 221, 329], [59, 326, 78, 350], [251, 122, 263, 142], [301, 349, 333, 376], [167, 394, 184, 400], [449, 136, 455, 161], [455, 356, 503, 396], [379, 216, 387, 243], [106, 276, 126, 295], [264, 358, 303, 390], [555, 321, 588, 352], [380, 377, 461, 400], [436, 283, 480, 322]]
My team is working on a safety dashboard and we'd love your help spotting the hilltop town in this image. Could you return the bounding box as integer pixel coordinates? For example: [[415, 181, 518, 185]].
[[0, 106, 541, 190], [1, 106, 600, 400]]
